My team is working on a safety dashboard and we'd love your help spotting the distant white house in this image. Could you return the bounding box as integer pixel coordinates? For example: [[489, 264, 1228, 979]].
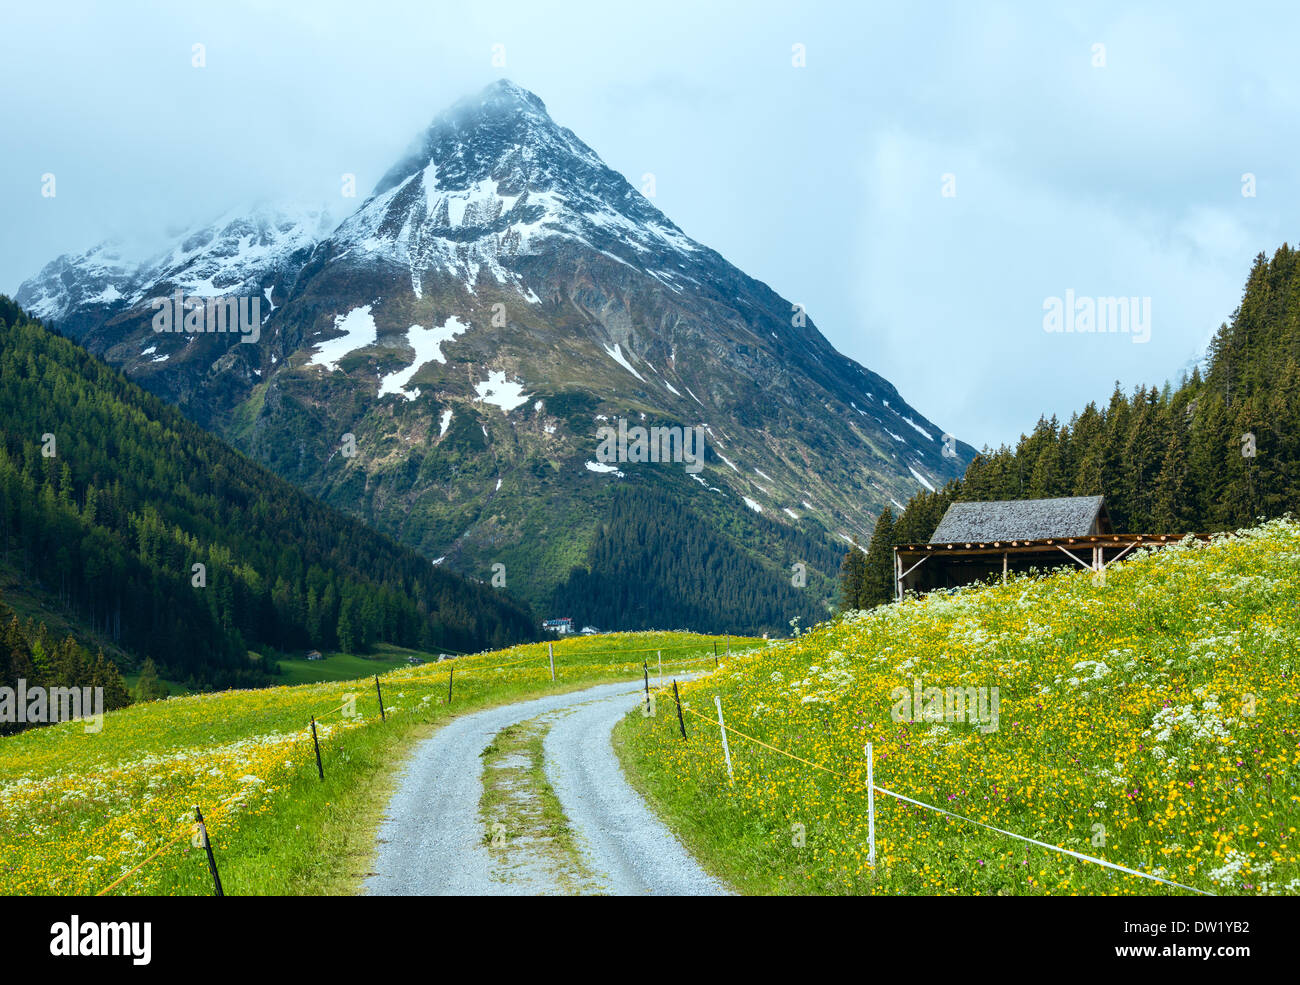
[[306, 650, 323, 661], [542, 617, 574, 634]]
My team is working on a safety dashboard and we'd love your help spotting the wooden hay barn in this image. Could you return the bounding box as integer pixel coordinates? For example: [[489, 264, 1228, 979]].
[[894, 495, 1206, 600]]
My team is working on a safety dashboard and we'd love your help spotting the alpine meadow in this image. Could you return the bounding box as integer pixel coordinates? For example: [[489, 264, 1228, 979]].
[[0, 2, 1293, 970]]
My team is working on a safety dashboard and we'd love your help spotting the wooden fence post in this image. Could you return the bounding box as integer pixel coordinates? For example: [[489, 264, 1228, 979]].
[[448, 667, 454, 705], [672, 679, 687, 739], [643, 662, 650, 710], [310, 716, 324, 780], [193, 804, 224, 897], [375, 675, 386, 721], [548, 642, 556, 681]]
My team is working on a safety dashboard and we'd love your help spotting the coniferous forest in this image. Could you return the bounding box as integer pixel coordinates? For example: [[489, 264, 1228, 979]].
[[0, 297, 537, 691], [551, 484, 839, 636], [846, 245, 1300, 609]]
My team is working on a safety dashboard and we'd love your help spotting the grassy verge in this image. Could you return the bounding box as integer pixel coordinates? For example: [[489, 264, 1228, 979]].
[[479, 716, 601, 894], [613, 704, 805, 896]]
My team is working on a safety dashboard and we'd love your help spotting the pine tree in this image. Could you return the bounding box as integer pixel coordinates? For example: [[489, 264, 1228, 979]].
[[337, 598, 357, 654], [862, 508, 897, 606], [133, 657, 168, 702], [838, 541, 869, 612], [1152, 418, 1193, 532]]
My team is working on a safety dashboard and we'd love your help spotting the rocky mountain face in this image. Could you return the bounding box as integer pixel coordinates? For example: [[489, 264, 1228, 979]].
[[16, 80, 974, 631]]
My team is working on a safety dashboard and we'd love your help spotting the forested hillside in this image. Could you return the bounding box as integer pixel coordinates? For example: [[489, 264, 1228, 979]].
[[849, 245, 1300, 608], [0, 298, 537, 689], [550, 484, 839, 635]]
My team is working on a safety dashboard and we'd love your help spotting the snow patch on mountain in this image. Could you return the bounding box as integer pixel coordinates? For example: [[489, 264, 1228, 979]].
[[474, 370, 531, 412], [311, 305, 377, 372], [602, 343, 645, 382], [88, 284, 123, 304], [379, 316, 470, 400], [901, 416, 934, 441], [689, 473, 721, 492]]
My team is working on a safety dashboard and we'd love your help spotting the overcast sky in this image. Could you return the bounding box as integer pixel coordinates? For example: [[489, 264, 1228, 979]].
[[3, 1, 1295, 449]]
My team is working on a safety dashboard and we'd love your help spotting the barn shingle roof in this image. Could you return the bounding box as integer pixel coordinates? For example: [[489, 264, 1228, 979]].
[[929, 496, 1109, 543]]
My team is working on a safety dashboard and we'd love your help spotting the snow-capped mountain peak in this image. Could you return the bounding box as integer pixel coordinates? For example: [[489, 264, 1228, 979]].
[[372, 79, 605, 199], [16, 203, 337, 329], [11, 80, 974, 619], [329, 80, 700, 299]]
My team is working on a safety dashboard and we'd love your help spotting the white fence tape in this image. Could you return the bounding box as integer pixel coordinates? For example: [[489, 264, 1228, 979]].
[[872, 783, 1215, 896]]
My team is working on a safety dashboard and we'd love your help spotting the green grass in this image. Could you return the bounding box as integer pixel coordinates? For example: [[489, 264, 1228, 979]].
[[615, 521, 1300, 896], [0, 630, 760, 896], [274, 643, 441, 685]]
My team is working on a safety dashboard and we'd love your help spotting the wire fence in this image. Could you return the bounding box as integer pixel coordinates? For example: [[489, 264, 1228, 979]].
[[82, 634, 1232, 897], [82, 635, 764, 896], [649, 677, 1216, 896]]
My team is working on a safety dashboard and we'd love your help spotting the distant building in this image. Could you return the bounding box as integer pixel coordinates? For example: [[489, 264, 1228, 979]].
[[894, 495, 1205, 599], [306, 650, 323, 661], [542, 617, 574, 634]]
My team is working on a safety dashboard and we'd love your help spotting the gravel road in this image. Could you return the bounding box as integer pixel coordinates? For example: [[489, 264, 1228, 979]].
[[365, 678, 728, 896], [543, 685, 730, 895]]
